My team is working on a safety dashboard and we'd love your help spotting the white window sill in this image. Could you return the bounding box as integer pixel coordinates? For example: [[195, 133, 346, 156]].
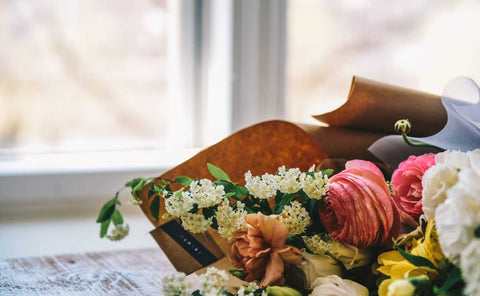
[[0, 148, 200, 216]]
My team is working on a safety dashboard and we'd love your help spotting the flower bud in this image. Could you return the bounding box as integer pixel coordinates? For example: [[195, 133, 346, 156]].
[[386, 279, 415, 296], [394, 119, 412, 134]]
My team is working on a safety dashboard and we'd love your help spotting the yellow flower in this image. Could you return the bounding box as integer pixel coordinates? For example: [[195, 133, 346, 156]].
[[408, 219, 446, 268], [377, 220, 445, 280], [377, 251, 432, 280]]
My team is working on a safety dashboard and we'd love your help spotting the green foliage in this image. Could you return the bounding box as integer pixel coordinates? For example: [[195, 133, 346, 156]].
[[96, 198, 116, 223], [396, 245, 437, 270], [229, 269, 247, 280], [207, 163, 232, 182], [111, 209, 124, 225], [474, 225, 480, 238], [273, 192, 298, 214], [150, 195, 160, 220], [285, 235, 306, 250], [174, 176, 194, 186], [434, 266, 462, 294], [321, 169, 334, 177], [100, 219, 110, 238], [203, 206, 218, 229], [125, 177, 148, 197]]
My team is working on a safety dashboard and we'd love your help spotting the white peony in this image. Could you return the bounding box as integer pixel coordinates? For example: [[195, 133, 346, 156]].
[[435, 168, 480, 262], [460, 240, 480, 296], [309, 275, 368, 296], [422, 149, 479, 219]]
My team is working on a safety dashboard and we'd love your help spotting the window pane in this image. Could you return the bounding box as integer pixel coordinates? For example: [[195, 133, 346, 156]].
[[0, 0, 172, 153], [287, 0, 480, 124]]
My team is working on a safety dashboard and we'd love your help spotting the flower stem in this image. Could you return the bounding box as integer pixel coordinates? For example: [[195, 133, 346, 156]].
[[401, 133, 445, 151]]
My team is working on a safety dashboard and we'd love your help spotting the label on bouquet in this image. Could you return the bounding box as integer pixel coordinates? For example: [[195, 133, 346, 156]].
[[150, 220, 225, 274]]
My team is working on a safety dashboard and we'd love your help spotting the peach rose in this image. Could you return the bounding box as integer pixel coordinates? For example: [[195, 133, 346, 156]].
[[391, 154, 435, 219], [230, 213, 302, 288], [319, 160, 401, 248]]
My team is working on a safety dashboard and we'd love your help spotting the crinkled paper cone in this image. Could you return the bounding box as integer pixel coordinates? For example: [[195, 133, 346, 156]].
[[138, 120, 328, 275], [314, 76, 447, 136]]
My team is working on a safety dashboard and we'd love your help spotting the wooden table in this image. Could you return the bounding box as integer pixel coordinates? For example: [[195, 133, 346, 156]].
[[0, 248, 177, 295]]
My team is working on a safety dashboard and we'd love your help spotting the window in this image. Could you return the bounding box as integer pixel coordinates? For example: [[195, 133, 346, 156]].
[[0, 0, 174, 154], [0, 0, 287, 207], [287, 0, 480, 124], [0, 0, 203, 206]]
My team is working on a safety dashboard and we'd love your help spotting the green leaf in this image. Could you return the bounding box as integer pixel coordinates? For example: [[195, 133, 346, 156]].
[[192, 291, 202, 296], [202, 207, 219, 229], [100, 219, 111, 238], [285, 235, 306, 250], [207, 163, 232, 182], [434, 266, 462, 294], [125, 177, 144, 188], [203, 206, 217, 219], [225, 192, 236, 198], [174, 176, 194, 186], [234, 185, 249, 199], [273, 193, 297, 214], [132, 179, 147, 193], [229, 269, 247, 280], [474, 225, 480, 238], [111, 209, 124, 226], [397, 246, 437, 270], [150, 195, 160, 220], [148, 184, 157, 199], [96, 199, 116, 223], [321, 169, 334, 177]]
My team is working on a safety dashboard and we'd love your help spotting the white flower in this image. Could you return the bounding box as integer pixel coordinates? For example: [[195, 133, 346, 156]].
[[128, 195, 143, 205], [190, 179, 225, 208], [460, 240, 480, 296], [299, 172, 330, 200], [300, 252, 342, 290], [245, 171, 277, 199], [422, 150, 478, 219], [180, 213, 212, 233], [162, 272, 192, 296], [198, 267, 229, 296], [106, 224, 129, 241], [303, 234, 370, 270], [435, 168, 480, 262], [165, 190, 194, 217], [276, 166, 302, 193], [237, 282, 259, 296], [278, 201, 310, 235], [309, 275, 368, 296], [215, 199, 247, 240]]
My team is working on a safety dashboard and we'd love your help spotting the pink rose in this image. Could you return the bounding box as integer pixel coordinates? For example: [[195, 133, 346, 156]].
[[319, 160, 401, 249], [391, 154, 435, 219], [230, 213, 302, 288]]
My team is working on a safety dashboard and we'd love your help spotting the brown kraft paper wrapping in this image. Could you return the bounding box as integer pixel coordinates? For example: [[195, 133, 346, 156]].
[[314, 76, 447, 137]]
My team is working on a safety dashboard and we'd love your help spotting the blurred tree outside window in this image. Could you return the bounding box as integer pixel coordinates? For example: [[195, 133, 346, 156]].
[[287, 0, 480, 124], [0, 0, 172, 154]]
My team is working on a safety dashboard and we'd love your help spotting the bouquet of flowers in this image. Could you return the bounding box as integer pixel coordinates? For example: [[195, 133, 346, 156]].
[[96, 123, 479, 295], [96, 76, 480, 296]]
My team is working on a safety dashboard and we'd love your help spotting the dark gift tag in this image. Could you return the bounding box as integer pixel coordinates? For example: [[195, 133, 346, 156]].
[[150, 220, 225, 274]]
